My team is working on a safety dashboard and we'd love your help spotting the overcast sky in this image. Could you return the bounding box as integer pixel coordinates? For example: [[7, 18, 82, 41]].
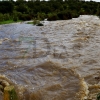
[[85, 0, 100, 2]]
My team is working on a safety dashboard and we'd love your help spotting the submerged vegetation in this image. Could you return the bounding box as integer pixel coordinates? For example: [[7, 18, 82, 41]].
[[0, 0, 100, 24], [27, 19, 44, 26]]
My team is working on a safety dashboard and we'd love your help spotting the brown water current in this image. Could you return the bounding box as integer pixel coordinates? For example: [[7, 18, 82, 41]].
[[0, 15, 100, 100]]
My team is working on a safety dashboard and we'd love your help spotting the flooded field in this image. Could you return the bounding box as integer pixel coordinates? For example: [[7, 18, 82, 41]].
[[0, 15, 100, 100]]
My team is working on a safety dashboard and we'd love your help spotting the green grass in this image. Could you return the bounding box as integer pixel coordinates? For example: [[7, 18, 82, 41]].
[[27, 20, 40, 25], [27, 21, 33, 24], [0, 20, 21, 25]]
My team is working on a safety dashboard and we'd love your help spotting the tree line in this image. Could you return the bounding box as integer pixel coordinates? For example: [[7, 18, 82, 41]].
[[0, 0, 100, 22]]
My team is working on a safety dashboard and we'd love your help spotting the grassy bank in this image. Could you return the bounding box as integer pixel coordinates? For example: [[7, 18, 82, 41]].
[[0, 20, 21, 25]]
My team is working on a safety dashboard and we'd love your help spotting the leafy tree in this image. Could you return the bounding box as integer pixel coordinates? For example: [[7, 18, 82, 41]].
[[0, 0, 100, 22], [0, 1, 14, 14]]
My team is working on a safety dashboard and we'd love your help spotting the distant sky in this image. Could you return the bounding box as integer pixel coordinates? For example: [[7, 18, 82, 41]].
[[85, 0, 100, 2]]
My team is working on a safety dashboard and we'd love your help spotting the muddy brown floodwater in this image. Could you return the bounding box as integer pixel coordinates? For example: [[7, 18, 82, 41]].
[[0, 15, 100, 100]]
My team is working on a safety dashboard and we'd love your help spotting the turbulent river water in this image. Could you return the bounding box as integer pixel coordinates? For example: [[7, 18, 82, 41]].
[[0, 15, 100, 100]]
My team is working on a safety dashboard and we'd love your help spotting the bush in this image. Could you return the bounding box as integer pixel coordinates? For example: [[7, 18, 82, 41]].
[[71, 10, 79, 18], [3, 13, 10, 21], [32, 19, 44, 26], [37, 12, 47, 20], [12, 11, 32, 21], [57, 11, 72, 20], [0, 13, 4, 21], [47, 13, 59, 21], [13, 16, 18, 21], [33, 19, 40, 25], [12, 11, 20, 21]]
